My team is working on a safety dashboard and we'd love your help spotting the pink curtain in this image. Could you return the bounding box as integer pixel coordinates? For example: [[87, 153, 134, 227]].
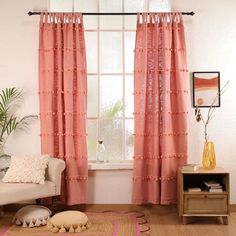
[[132, 13, 188, 204], [39, 13, 88, 205]]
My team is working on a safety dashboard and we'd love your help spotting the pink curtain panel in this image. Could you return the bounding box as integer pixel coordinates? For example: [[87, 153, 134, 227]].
[[132, 13, 188, 204], [39, 13, 88, 205]]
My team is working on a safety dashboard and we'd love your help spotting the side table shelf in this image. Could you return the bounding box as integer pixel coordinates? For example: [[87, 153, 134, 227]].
[[177, 167, 230, 224]]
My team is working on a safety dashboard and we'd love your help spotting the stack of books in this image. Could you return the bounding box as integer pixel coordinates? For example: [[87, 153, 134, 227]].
[[181, 164, 199, 171], [204, 181, 223, 192], [188, 187, 201, 192]]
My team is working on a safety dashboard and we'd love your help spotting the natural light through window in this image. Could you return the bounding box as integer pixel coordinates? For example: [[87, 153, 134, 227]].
[[50, 0, 170, 162]]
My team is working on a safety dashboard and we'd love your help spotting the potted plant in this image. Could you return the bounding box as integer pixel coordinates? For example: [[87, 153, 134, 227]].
[[0, 87, 37, 156]]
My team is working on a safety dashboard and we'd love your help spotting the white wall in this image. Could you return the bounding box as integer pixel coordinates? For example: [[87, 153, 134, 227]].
[[0, 0, 48, 154], [1, 0, 236, 203], [172, 0, 236, 203], [88, 170, 133, 204]]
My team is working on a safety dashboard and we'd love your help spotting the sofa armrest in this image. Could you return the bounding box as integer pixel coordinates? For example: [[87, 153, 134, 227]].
[[45, 157, 65, 195]]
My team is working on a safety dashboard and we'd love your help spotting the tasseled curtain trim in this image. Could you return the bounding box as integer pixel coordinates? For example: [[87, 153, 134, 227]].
[[134, 69, 188, 73], [133, 176, 176, 181], [134, 153, 187, 160], [134, 132, 188, 137], [39, 48, 85, 51], [56, 155, 87, 160], [39, 90, 86, 94], [134, 48, 185, 52], [133, 90, 188, 95], [39, 112, 86, 116], [40, 133, 87, 137], [66, 176, 88, 181], [39, 69, 86, 74], [134, 111, 188, 115]]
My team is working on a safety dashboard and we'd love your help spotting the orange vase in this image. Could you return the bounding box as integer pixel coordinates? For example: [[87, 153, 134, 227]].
[[202, 141, 216, 169]]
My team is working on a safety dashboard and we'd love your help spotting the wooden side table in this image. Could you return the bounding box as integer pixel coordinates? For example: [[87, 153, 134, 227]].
[[177, 167, 230, 224]]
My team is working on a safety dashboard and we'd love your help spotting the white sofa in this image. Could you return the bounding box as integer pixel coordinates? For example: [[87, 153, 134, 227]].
[[0, 157, 65, 206]]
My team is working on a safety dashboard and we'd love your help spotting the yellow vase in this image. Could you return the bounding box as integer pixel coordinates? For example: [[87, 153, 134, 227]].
[[202, 141, 216, 169]]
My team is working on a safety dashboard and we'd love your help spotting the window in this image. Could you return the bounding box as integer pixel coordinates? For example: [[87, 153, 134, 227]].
[[50, 0, 170, 162]]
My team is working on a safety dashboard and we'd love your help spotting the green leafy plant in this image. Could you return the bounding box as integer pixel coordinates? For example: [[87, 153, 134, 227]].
[[0, 87, 37, 154], [88, 100, 134, 160], [103, 100, 123, 118]]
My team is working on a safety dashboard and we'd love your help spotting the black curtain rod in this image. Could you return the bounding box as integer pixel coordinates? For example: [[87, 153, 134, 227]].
[[28, 11, 195, 16]]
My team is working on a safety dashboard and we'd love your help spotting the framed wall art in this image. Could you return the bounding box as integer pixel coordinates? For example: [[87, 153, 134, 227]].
[[192, 71, 220, 107]]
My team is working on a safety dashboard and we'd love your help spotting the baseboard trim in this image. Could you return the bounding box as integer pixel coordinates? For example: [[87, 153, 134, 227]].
[[4, 204, 236, 212], [4, 203, 177, 212]]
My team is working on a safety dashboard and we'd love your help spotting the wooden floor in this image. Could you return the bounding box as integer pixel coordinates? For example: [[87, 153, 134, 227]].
[[3, 204, 236, 236], [144, 207, 236, 236]]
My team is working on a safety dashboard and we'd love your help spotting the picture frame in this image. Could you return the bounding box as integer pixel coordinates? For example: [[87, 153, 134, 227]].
[[192, 71, 220, 107]]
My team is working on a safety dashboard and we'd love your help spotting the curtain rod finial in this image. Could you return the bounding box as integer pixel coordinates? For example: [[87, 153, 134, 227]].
[[190, 11, 195, 16], [28, 11, 33, 16]]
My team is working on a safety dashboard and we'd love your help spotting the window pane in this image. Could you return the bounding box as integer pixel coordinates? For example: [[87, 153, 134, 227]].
[[50, 0, 73, 12], [124, 16, 136, 30], [100, 32, 122, 73], [100, 76, 123, 117], [125, 76, 134, 117], [74, 0, 98, 29], [124, 0, 146, 29], [124, 0, 146, 12], [85, 32, 97, 73], [100, 119, 123, 161], [99, 0, 122, 12], [149, 0, 171, 11], [74, 0, 97, 11], [84, 16, 98, 30], [125, 32, 135, 73], [125, 119, 134, 160], [88, 76, 98, 117], [87, 120, 98, 160], [100, 16, 122, 29]]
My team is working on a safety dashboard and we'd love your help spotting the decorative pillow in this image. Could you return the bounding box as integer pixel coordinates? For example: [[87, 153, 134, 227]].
[[47, 211, 91, 233], [2, 155, 49, 184], [0, 154, 11, 170], [0, 171, 5, 179], [0, 154, 11, 178], [13, 205, 51, 227]]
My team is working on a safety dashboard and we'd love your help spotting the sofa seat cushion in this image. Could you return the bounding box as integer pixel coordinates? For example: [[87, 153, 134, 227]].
[[0, 180, 55, 205]]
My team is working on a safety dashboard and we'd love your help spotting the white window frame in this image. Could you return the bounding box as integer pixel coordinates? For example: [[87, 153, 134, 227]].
[[86, 0, 139, 162], [49, 0, 171, 164]]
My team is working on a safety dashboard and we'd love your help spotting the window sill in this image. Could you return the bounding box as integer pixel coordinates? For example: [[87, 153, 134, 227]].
[[88, 162, 133, 170]]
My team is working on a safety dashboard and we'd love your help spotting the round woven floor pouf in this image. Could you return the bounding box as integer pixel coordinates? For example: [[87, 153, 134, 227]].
[[47, 210, 92, 233], [13, 205, 51, 227]]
